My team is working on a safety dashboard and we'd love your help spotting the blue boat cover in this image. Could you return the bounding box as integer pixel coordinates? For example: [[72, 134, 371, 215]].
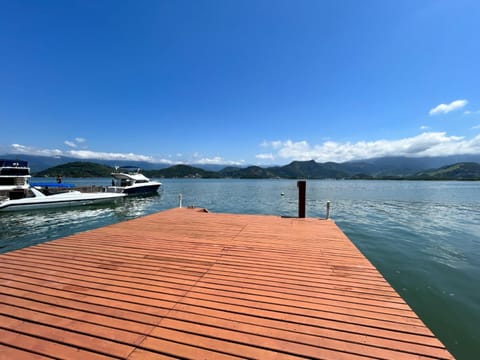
[[30, 182, 75, 188]]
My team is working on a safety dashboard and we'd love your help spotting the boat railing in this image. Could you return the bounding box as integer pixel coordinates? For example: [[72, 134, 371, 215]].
[[105, 186, 125, 194]]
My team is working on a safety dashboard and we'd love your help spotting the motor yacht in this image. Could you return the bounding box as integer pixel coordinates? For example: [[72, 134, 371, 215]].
[[0, 159, 31, 199], [0, 187, 126, 212], [0, 159, 126, 211], [108, 166, 161, 195]]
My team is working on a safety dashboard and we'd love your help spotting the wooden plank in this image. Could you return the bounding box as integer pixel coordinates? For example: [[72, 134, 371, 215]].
[[0, 344, 53, 360], [165, 305, 449, 358], [150, 319, 375, 360], [0, 283, 165, 325], [126, 348, 181, 360], [0, 207, 454, 359], [0, 328, 114, 360], [0, 314, 135, 358]]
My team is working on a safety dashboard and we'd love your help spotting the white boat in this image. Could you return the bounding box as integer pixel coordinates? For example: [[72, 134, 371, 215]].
[[0, 187, 126, 212], [108, 166, 161, 195], [0, 159, 126, 212], [0, 159, 31, 198]]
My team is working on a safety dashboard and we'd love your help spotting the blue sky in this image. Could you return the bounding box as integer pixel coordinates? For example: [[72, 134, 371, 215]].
[[1, 0, 480, 165]]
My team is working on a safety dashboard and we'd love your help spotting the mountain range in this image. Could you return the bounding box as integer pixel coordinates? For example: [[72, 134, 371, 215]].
[[3, 153, 480, 175], [15, 154, 480, 180]]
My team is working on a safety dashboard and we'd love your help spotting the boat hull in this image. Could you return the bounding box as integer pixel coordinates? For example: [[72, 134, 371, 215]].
[[108, 183, 161, 196], [109, 167, 162, 196], [123, 183, 161, 195], [0, 192, 126, 212]]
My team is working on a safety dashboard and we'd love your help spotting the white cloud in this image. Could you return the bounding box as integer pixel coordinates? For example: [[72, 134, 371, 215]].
[[6, 144, 155, 162], [10, 144, 63, 157], [261, 140, 283, 149], [5, 143, 245, 166], [69, 150, 153, 162], [420, 125, 430, 130], [472, 124, 480, 129], [255, 153, 275, 160], [65, 137, 87, 148], [195, 156, 245, 166], [464, 110, 480, 116], [260, 132, 480, 163], [64, 140, 77, 148], [429, 99, 468, 115], [153, 158, 177, 165]]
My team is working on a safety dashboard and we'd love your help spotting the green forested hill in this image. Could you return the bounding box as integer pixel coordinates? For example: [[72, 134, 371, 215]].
[[273, 160, 349, 179], [34, 160, 480, 180], [413, 162, 480, 180], [34, 162, 114, 177], [220, 165, 278, 178], [145, 164, 220, 178]]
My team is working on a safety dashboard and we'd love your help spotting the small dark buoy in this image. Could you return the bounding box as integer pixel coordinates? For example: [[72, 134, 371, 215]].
[[281, 192, 285, 196]]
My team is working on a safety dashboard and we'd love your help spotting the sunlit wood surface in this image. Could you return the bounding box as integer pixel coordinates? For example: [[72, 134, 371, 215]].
[[0, 207, 453, 359]]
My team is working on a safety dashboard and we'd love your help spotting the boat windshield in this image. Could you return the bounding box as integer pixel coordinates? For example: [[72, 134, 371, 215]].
[[0, 177, 29, 186], [113, 179, 133, 187], [0, 168, 30, 176], [115, 166, 141, 174]]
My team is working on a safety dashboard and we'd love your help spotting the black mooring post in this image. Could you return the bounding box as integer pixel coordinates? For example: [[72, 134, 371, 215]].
[[297, 180, 306, 218]]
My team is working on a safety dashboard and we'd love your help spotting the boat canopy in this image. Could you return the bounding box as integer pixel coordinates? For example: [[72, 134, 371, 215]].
[[113, 166, 142, 172], [30, 182, 75, 188]]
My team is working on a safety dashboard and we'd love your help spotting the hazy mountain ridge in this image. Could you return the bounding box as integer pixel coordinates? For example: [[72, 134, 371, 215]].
[[24, 156, 480, 180], [413, 162, 480, 180], [4, 153, 480, 176], [342, 155, 480, 176]]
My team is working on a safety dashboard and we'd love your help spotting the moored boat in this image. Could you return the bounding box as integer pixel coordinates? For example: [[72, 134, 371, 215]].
[[0, 159, 31, 199], [107, 166, 161, 195], [0, 159, 126, 211], [0, 186, 126, 212]]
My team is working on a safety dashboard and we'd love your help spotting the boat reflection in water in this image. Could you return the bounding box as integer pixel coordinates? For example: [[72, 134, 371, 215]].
[[114, 191, 163, 218]]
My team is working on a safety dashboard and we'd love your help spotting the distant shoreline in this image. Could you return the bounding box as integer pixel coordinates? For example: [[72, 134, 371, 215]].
[[33, 176, 480, 181], [31, 159, 480, 181]]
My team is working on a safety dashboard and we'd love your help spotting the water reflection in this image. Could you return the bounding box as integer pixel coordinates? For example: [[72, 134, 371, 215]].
[[114, 192, 164, 218]]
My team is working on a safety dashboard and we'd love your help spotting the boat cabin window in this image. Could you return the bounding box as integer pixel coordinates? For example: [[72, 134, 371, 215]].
[[0, 178, 16, 186], [0, 168, 30, 176], [117, 179, 132, 186], [0, 178, 26, 186]]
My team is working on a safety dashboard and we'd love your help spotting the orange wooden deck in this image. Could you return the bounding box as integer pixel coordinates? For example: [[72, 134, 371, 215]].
[[0, 207, 453, 359]]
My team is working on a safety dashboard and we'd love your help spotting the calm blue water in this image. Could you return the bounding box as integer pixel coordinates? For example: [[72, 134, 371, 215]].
[[1, 178, 479, 359]]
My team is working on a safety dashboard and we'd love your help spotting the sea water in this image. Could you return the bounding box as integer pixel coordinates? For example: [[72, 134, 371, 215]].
[[0, 178, 479, 359]]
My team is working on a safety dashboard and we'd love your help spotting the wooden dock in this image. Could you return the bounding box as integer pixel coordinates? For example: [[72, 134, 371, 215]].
[[0, 208, 453, 359]]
